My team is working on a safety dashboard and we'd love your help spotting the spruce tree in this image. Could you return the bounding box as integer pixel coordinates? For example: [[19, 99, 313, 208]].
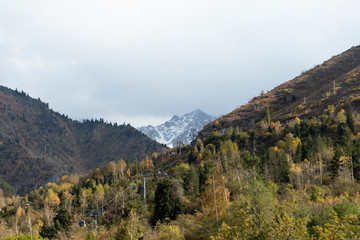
[[40, 223, 58, 239], [249, 131, 256, 155], [277, 154, 290, 182], [345, 103, 355, 133], [329, 145, 341, 179], [352, 140, 360, 180], [184, 166, 199, 196], [265, 107, 271, 126], [153, 179, 184, 224], [54, 207, 72, 232]]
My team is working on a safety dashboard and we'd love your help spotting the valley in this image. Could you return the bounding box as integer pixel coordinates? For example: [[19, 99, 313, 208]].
[[1, 46, 360, 239]]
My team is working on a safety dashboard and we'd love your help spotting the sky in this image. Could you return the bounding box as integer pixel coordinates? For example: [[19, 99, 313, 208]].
[[1, 0, 360, 127]]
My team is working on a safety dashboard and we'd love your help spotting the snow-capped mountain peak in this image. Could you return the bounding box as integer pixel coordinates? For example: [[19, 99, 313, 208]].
[[138, 110, 218, 148]]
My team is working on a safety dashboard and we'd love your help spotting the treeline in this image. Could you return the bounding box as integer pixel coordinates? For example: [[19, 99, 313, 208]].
[[2, 106, 360, 239]]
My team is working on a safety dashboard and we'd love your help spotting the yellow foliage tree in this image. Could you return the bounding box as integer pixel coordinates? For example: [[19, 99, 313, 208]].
[[108, 161, 117, 178], [336, 109, 346, 123], [0, 189, 5, 208], [289, 163, 302, 189], [140, 156, 154, 171], [45, 189, 60, 208], [44, 189, 60, 224], [155, 224, 185, 240], [200, 170, 230, 224], [326, 105, 336, 117], [79, 188, 93, 213], [117, 159, 127, 177], [15, 206, 23, 234]]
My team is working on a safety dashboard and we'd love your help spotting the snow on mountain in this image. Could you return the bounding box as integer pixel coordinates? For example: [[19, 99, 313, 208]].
[[138, 109, 218, 148]]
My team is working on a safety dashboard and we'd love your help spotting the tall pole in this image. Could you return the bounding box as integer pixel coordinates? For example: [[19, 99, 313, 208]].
[[95, 215, 98, 231], [26, 204, 32, 235], [141, 172, 149, 206]]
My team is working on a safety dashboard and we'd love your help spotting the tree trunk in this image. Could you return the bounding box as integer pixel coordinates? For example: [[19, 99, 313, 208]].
[[350, 156, 354, 181], [319, 153, 323, 185], [15, 217, 18, 235], [212, 173, 219, 225], [28, 209, 32, 235]]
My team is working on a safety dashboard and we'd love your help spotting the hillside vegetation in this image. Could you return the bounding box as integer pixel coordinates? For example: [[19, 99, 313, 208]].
[[2, 104, 360, 239], [0, 86, 167, 194], [2, 46, 360, 239], [199, 45, 360, 137]]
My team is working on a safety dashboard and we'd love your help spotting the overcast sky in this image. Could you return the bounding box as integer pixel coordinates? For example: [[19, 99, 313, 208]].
[[1, 0, 360, 127]]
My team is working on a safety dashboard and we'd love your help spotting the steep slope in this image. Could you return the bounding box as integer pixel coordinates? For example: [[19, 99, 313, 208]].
[[138, 109, 217, 147], [0, 86, 167, 194], [199, 45, 360, 137]]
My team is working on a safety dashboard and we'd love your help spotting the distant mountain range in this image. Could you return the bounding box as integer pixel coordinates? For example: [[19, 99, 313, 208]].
[[199, 45, 360, 139], [138, 109, 218, 147], [0, 86, 166, 194]]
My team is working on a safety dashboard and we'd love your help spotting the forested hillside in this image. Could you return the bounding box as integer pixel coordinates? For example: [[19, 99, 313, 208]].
[[2, 106, 360, 239], [2, 47, 360, 239], [0, 86, 167, 195], [199, 45, 360, 138]]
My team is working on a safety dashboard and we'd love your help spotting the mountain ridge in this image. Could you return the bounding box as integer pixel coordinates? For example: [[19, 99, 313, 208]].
[[138, 109, 218, 147], [198, 45, 360, 138], [0, 86, 167, 194]]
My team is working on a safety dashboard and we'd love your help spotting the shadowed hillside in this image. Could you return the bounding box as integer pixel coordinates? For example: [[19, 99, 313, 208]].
[[0, 86, 167, 194]]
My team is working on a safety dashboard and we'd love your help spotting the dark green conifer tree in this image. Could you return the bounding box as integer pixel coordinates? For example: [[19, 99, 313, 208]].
[[345, 103, 355, 133], [40, 223, 58, 239], [294, 124, 301, 138], [188, 146, 198, 164], [249, 131, 256, 155], [243, 151, 260, 170], [329, 145, 342, 179], [265, 107, 271, 126], [295, 144, 302, 163], [152, 179, 184, 224], [301, 136, 313, 161], [277, 154, 290, 183], [352, 140, 360, 181], [54, 207, 73, 232], [184, 166, 200, 196]]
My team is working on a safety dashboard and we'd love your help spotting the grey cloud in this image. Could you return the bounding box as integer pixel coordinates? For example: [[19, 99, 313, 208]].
[[1, 0, 360, 127]]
